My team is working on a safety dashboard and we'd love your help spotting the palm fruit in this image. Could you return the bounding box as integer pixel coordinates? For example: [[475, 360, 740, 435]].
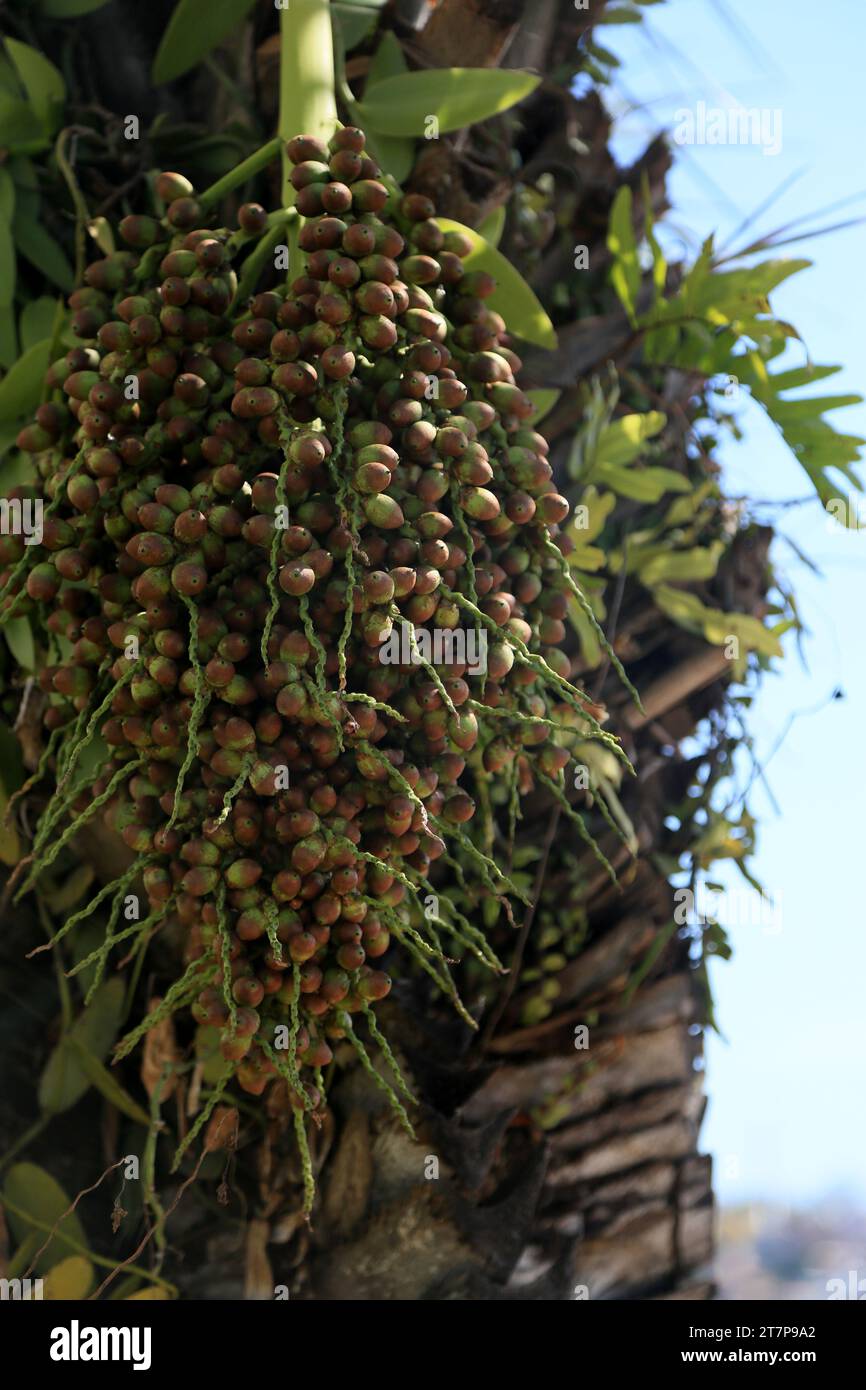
[[2, 128, 623, 1197]]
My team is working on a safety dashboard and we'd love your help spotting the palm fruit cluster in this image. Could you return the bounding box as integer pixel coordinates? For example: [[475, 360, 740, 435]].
[[1, 125, 622, 1166]]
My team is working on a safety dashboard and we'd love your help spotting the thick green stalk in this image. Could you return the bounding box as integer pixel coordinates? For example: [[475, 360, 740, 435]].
[[279, 0, 338, 278]]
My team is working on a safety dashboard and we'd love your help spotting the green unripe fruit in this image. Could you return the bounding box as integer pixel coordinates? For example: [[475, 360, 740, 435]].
[[354, 461, 391, 494], [118, 214, 161, 248], [363, 494, 404, 529]]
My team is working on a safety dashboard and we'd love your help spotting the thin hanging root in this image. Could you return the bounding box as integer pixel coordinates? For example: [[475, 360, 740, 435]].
[[432, 816, 528, 905], [26, 856, 155, 958], [537, 769, 619, 886], [361, 1004, 416, 1105], [117, 956, 214, 1065], [171, 1061, 234, 1172], [15, 757, 144, 900], [4, 725, 63, 827], [292, 1107, 316, 1218], [55, 658, 140, 799], [542, 535, 645, 713], [166, 596, 209, 832], [356, 738, 429, 828], [213, 753, 254, 827], [340, 1012, 415, 1137], [389, 606, 456, 715], [439, 583, 628, 764], [261, 429, 292, 666], [215, 880, 237, 1034], [342, 692, 406, 723], [263, 897, 283, 965]]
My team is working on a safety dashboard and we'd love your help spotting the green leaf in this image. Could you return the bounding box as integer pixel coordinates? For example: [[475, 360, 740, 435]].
[[637, 541, 724, 586], [42, 1254, 95, 1299], [596, 462, 690, 503], [434, 216, 557, 349], [0, 95, 49, 155], [3, 1163, 88, 1274], [333, 0, 385, 51], [41, 0, 111, 14], [20, 296, 60, 352], [363, 30, 415, 182], [5, 616, 35, 670], [366, 28, 405, 85], [595, 410, 666, 466], [66, 1036, 153, 1126], [0, 338, 51, 422], [13, 207, 74, 290], [525, 388, 561, 425], [608, 185, 640, 324], [477, 205, 506, 248], [357, 67, 540, 137], [0, 167, 15, 309], [38, 977, 126, 1115], [4, 39, 65, 134], [152, 0, 258, 85]]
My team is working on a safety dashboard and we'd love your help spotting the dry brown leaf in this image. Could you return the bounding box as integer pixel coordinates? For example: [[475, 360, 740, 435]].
[[140, 998, 179, 1102]]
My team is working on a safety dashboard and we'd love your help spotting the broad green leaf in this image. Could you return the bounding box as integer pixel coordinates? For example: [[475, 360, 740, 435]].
[[608, 185, 639, 324], [38, 977, 126, 1114], [3, 1163, 88, 1274], [357, 67, 539, 137], [126, 1287, 172, 1300], [41, 0, 111, 14], [366, 28, 406, 86], [596, 462, 690, 502], [5, 616, 35, 670], [0, 314, 18, 368], [595, 410, 666, 466], [66, 1036, 153, 1126], [435, 216, 556, 349], [0, 94, 49, 154], [637, 541, 724, 586], [568, 486, 616, 545], [152, 0, 258, 85], [477, 205, 506, 248], [4, 40, 65, 134], [20, 296, 60, 352], [363, 31, 414, 182], [0, 338, 51, 421], [42, 1255, 94, 1299], [13, 210, 74, 290], [333, 0, 386, 51], [525, 388, 561, 425], [0, 167, 15, 308]]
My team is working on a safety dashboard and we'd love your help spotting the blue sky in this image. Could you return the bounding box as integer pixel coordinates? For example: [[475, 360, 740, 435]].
[[601, 0, 866, 1207]]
